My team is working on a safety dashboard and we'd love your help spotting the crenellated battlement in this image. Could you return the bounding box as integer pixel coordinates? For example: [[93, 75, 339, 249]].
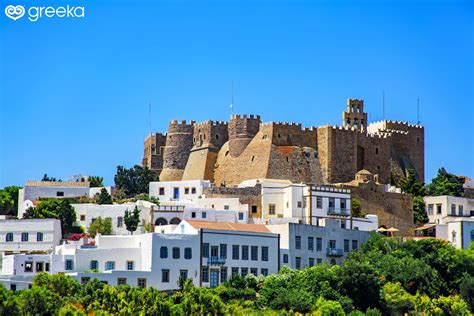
[[230, 114, 261, 120], [195, 120, 228, 127]]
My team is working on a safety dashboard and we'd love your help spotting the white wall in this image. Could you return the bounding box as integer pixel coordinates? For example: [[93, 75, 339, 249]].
[[149, 180, 211, 202], [425, 196, 474, 224], [0, 219, 62, 253]]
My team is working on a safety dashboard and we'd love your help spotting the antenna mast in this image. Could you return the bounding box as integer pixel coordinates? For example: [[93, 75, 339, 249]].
[[230, 80, 234, 114], [417, 97, 420, 124], [382, 91, 385, 121]]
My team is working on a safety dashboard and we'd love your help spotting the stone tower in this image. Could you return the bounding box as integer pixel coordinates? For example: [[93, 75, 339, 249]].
[[142, 132, 166, 175], [159, 120, 195, 181], [182, 120, 229, 181], [228, 114, 261, 157], [342, 98, 368, 130]]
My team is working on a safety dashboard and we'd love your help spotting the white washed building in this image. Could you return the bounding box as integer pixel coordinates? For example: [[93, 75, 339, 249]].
[[0, 219, 62, 253], [267, 219, 371, 267], [0, 220, 278, 290], [149, 180, 211, 202]]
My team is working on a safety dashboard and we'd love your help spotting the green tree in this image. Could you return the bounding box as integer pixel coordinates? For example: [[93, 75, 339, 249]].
[[42, 174, 60, 182], [413, 195, 428, 224], [426, 167, 464, 197], [124, 206, 141, 235], [459, 275, 474, 312], [88, 176, 104, 187], [400, 169, 426, 196], [351, 197, 364, 218], [381, 282, 415, 314], [20, 286, 57, 315], [314, 297, 345, 316], [96, 188, 113, 205], [89, 217, 113, 237], [114, 165, 156, 198], [23, 199, 77, 238], [0, 186, 21, 216]]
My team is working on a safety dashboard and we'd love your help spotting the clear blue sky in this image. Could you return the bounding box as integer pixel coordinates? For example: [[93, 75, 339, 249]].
[[1, 0, 473, 188]]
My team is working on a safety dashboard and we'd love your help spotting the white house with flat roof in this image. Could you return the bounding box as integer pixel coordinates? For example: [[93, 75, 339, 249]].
[[267, 219, 371, 267], [0, 219, 61, 254], [149, 180, 211, 202], [18, 180, 112, 218], [0, 220, 279, 291], [424, 195, 474, 225]]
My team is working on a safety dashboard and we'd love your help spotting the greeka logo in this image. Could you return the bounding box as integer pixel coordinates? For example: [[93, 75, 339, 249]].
[[4, 4, 85, 22], [4, 5, 25, 20]]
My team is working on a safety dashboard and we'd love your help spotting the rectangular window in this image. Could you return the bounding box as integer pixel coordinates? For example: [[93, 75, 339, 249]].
[[202, 212, 207, 219], [160, 246, 168, 258], [251, 246, 258, 261], [105, 261, 115, 270], [344, 239, 350, 252], [261, 268, 268, 276], [127, 261, 134, 271], [317, 258, 322, 264], [308, 237, 314, 251], [81, 277, 90, 285], [220, 244, 227, 259], [184, 247, 192, 259], [283, 254, 289, 263], [191, 187, 196, 194], [80, 214, 86, 221], [295, 236, 301, 249], [224, 205, 230, 210], [340, 199, 346, 210], [297, 201, 302, 208], [316, 196, 323, 209], [65, 259, 74, 271], [269, 204, 276, 215], [309, 258, 315, 267], [329, 240, 336, 249], [184, 187, 190, 194], [21, 232, 29, 242], [316, 238, 322, 251], [202, 266, 209, 283], [238, 212, 244, 220], [36, 262, 44, 272], [241, 268, 248, 276], [45, 263, 50, 272], [211, 246, 219, 257], [90, 260, 98, 270], [295, 257, 301, 269], [191, 212, 196, 218], [117, 217, 123, 227], [459, 205, 463, 216], [352, 240, 358, 250], [250, 268, 258, 275], [24, 261, 33, 272], [159, 187, 165, 195], [6, 232, 13, 242], [180, 270, 188, 280], [242, 245, 249, 260], [172, 247, 180, 259], [57, 191, 64, 197], [36, 232, 43, 242], [261, 246, 269, 261], [232, 245, 239, 260], [251, 205, 258, 214], [427, 204, 434, 215], [231, 267, 239, 277], [220, 267, 227, 283], [329, 198, 335, 208], [436, 204, 442, 214], [138, 278, 147, 288], [117, 278, 127, 285], [202, 243, 210, 258], [451, 204, 456, 216], [162, 269, 170, 283]]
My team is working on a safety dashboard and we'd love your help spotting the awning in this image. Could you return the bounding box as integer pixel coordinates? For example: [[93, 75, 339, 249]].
[[414, 224, 437, 231]]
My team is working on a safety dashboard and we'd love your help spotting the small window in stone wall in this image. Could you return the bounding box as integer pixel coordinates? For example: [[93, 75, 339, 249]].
[[314, 152, 318, 158], [417, 137, 420, 145], [216, 134, 219, 140], [286, 157, 289, 163], [225, 151, 229, 156], [251, 156, 255, 162], [375, 147, 379, 154]]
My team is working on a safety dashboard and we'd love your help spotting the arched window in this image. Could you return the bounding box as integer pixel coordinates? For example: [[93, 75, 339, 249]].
[[170, 218, 181, 225], [155, 218, 168, 226]]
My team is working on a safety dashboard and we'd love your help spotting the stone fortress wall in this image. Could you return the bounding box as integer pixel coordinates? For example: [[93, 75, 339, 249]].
[[143, 98, 425, 187]]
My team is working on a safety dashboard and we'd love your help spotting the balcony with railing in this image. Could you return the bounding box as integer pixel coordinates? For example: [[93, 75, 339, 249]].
[[327, 207, 350, 216], [207, 256, 226, 265], [326, 248, 344, 257], [155, 205, 185, 212]]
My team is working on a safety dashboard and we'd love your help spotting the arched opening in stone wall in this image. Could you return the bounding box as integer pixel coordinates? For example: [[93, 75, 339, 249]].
[[170, 217, 181, 225], [357, 146, 365, 171], [155, 218, 168, 226]]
